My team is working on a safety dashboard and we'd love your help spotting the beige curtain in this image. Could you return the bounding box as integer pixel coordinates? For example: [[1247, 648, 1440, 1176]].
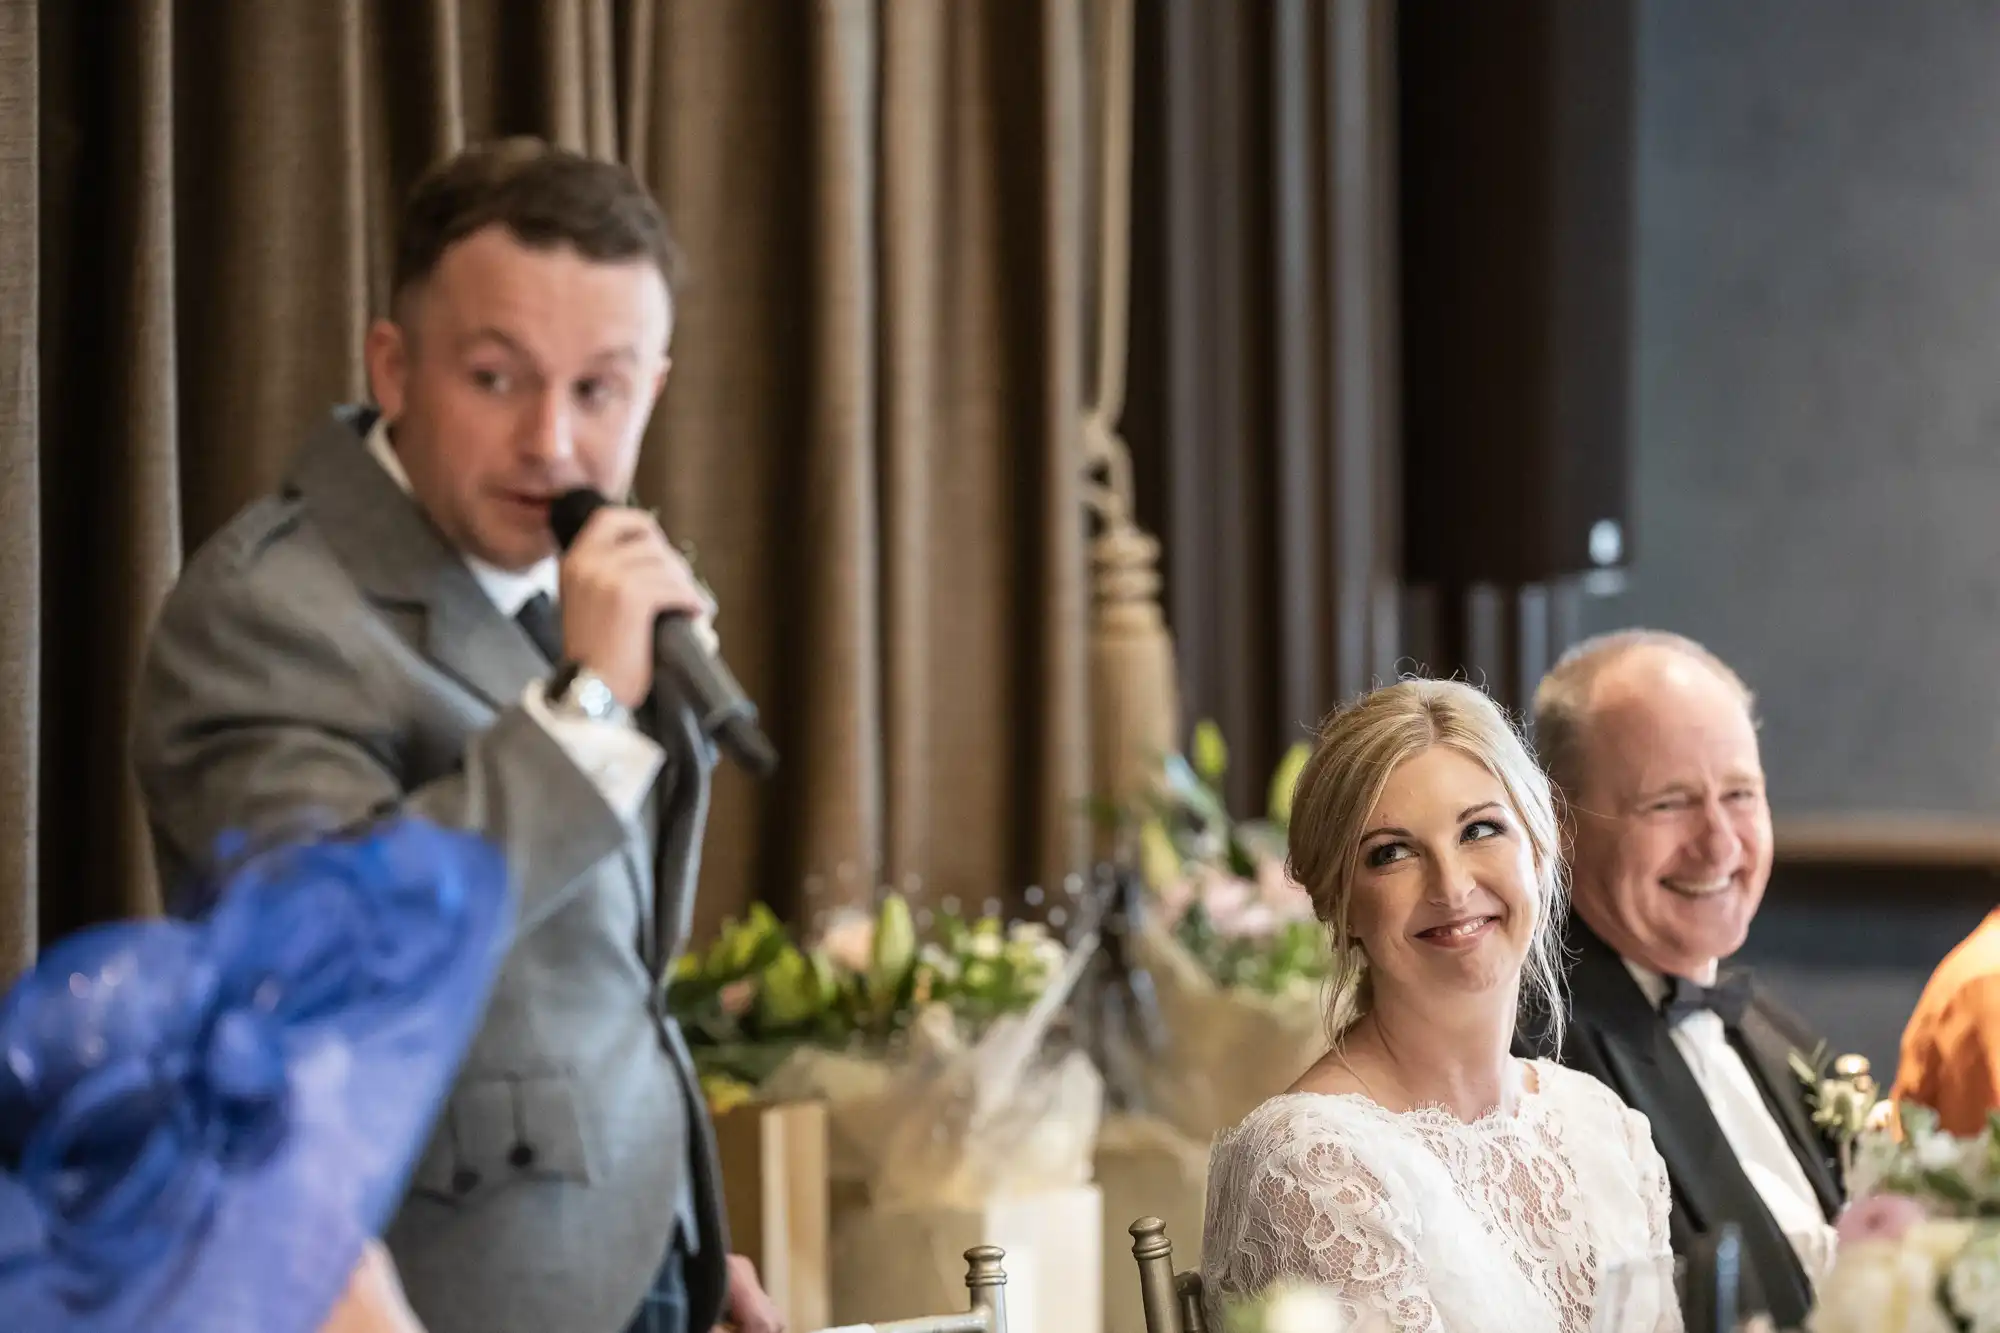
[[0, 0, 1096, 979]]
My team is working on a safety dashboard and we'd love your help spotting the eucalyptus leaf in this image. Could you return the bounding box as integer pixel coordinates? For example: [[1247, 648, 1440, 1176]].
[[1162, 753, 1231, 826], [1924, 1169, 1977, 1204]]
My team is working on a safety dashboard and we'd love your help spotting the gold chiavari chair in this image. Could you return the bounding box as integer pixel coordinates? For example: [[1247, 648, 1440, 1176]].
[[1129, 1217, 1207, 1333], [819, 1245, 1010, 1333]]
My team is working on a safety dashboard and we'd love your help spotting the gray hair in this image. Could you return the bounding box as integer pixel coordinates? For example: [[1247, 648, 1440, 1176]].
[[1531, 629, 1757, 801]]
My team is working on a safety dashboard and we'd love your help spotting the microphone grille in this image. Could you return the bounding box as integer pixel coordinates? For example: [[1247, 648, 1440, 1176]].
[[549, 488, 608, 551]]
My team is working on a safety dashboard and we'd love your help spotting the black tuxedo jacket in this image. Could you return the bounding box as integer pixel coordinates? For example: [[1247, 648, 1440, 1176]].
[[1516, 917, 1843, 1329]]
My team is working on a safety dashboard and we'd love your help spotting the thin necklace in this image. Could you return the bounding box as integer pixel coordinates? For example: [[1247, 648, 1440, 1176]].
[[1335, 1046, 1526, 1118]]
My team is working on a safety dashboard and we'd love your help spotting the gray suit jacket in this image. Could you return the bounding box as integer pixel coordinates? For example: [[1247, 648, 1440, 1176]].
[[132, 407, 730, 1333]]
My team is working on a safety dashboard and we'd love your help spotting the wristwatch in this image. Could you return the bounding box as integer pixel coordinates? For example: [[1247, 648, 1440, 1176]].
[[546, 661, 630, 726]]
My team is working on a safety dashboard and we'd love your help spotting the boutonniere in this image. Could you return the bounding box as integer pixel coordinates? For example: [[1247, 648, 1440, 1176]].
[[1788, 1042, 1885, 1176]]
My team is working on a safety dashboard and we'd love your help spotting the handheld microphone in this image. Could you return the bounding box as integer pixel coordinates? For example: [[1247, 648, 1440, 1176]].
[[549, 488, 779, 778]]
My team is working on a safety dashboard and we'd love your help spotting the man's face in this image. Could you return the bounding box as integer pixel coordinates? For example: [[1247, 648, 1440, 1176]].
[[1566, 648, 1773, 981], [363, 225, 673, 570]]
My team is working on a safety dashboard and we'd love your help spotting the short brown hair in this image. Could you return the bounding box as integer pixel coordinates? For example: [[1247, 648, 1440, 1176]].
[[1531, 629, 1757, 800], [391, 137, 680, 314]]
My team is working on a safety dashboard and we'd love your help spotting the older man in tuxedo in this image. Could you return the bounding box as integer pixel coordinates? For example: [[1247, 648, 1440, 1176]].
[[1519, 630, 1842, 1330], [132, 139, 778, 1333]]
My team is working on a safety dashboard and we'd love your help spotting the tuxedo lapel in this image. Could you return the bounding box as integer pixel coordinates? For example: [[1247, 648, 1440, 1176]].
[[1573, 945, 1739, 1239], [1734, 1002, 1844, 1219], [1562, 919, 1815, 1327], [285, 409, 549, 710]]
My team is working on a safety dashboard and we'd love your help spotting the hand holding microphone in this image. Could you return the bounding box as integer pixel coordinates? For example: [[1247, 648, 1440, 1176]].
[[550, 490, 778, 778]]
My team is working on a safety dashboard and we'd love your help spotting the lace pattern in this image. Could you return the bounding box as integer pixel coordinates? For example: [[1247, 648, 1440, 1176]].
[[1201, 1060, 1681, 1333]]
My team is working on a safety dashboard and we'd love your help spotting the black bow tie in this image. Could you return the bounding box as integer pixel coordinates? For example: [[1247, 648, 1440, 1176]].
[[515, 592, 563, 664], [1659, 971, 1752, 1027]]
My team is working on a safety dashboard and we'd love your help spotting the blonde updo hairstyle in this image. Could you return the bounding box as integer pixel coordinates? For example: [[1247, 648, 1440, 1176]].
[[1287, 678, 1568, 1050]]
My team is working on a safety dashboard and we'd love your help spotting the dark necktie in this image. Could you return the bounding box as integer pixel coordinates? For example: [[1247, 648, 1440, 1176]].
[[515, 592, 563, 664], [1659, 970, 1752, 1027]]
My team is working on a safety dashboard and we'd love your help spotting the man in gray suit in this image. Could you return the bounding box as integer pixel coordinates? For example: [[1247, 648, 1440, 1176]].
[[133, 139, 780, 1333]]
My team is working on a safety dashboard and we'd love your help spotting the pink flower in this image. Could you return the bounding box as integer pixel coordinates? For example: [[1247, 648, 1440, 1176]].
[[1155, 875, 1196, 928], [1225, 904, 1281, 939], [1835, 1193, 1928, 1246], [1197, 870, 1259, 934], [719, 978, 757, 1018], [817, 910, 875, 973], [1255, 857, 1317, 924]]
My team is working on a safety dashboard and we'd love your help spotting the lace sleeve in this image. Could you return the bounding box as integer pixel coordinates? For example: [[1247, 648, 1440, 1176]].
[[1203, 1104, 1445, 1333], [1620, 1104, 1688, 1333], [1620, 1104, 1673, 1258]]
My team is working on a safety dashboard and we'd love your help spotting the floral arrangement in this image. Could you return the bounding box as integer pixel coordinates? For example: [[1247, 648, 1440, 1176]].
[[1810, 1096, 2000, 1333], [1087, 720, 1332, 1148], [1221, 1282, 1388, 1333], [669, 895, 1069, 1109], [1131, 719, 1324, 998]]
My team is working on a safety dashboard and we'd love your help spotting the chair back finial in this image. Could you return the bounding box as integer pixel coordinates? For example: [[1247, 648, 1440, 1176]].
[[965, 1245, 1009, 1333], [1129, 1216, 1185, 1333]]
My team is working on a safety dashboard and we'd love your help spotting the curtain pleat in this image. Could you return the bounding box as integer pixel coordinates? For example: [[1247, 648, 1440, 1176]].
[[1126, 0, 1400, 815], [0, 0, 40, 979], [1, 0, 1102, 977]]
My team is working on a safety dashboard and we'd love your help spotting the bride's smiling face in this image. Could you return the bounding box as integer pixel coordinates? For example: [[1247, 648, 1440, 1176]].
[[1348, 746, 1540, 1006]]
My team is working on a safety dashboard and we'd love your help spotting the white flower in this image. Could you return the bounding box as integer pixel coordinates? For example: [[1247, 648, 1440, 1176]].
[[918, 942, 960, 984], [1005, 921, 1068, 978], [1849, 1132, 1905, 1200], [966, 930, 1003, 961], [1962, 1136, 1998, 1194], [1263, 1286, 1356, 1333], [1917, 1130, 1966, 1174], [1947, 1234, 2000, 1332], [1809, 1240, 1958, 1333]]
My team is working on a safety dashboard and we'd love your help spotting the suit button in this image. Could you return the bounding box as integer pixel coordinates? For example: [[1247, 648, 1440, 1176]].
[[451, 1168, 481, 1195], [509, 1143, 537, 1169]]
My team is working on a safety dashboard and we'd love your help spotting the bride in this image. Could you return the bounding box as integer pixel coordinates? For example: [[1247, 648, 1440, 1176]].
[[1202, 679, 1680, 1332]]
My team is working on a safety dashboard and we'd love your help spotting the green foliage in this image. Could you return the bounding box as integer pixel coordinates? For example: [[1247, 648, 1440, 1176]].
[[668, 893, 1069, 1088], [1132, 720, 1328, 998]]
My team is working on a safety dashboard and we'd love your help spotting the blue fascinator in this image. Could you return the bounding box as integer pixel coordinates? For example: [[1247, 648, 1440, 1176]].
[[0, 817, 512, 1333]]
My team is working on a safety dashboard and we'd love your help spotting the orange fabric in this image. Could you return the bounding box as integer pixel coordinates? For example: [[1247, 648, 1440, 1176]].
[[1893, 908, 2000, 1136]]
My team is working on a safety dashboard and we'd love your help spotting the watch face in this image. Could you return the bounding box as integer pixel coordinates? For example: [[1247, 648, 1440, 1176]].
[[575, 673, 617, 719]]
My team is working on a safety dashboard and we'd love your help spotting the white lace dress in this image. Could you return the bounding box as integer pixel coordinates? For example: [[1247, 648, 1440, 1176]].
[[1202, 1060, 1681, 1332]]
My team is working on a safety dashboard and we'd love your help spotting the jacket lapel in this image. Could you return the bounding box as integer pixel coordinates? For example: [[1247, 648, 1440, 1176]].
[[645, 695, 713, 982], [1564, 919, 1816, 1327], [1734, 1001, 1845, 1219], [285, 408, 549, 710], [1572, 938, 1737, 1238]]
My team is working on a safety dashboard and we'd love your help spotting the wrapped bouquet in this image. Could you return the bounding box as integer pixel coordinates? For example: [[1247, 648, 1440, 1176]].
[[1811, 1100, 2000, 1333], [671, 893, 1100, 1210], [1138, 721, 1322, 997], [1089, 723, 1330, 1333], [1122, 721, 1329, 1143]]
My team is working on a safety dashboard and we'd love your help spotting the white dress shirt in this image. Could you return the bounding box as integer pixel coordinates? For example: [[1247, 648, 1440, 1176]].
[[364, 417, 663, 821], [1624, 960, 1839, 1284]]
